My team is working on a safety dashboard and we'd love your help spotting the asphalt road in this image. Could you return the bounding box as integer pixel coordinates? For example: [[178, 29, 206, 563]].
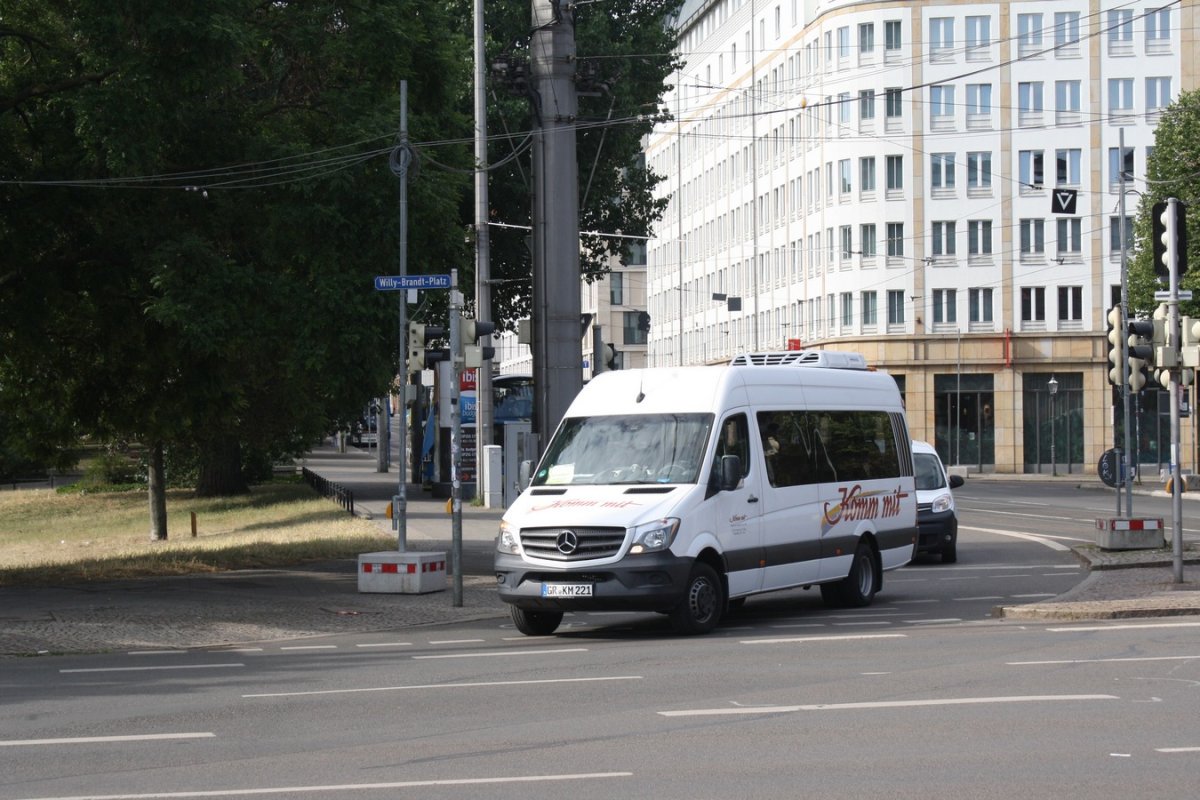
[[3, 479, 1199, 799]]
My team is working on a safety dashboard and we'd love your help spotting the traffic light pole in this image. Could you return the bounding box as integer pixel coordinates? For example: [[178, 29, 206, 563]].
[[1118, 133, 1132, 516], [1165, 198, 1184, 583], [449, 272, 464, 607], [393, 81, 412, 552]]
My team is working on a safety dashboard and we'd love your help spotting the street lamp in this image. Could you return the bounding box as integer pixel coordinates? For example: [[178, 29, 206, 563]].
[[1048, 375, 1059, 476]]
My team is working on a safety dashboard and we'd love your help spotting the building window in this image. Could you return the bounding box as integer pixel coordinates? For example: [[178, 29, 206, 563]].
[[1019, 150, 1044, 190], [1058, 286, 1083, 322], [1109, 78, 1134, 118], [931, 153, 956, 191], [932, 289, 957, 324], [861, 291, 878, 326], [1054, 11, 1080, 50], [840, 225, 852, 261], [623, 311, 648, 345], [1018, 82, 1043, 125], [1145, 7, 1170, 50], [1108, 147, 1134, 189], [1021, 287, 1046, 323], [1017, 13, 1043, 55], [967, 151, 992, 191], [965, 15, 990, 53], [968, 220, 993, 256], [841, 291, 853, 326], [1020, 219, 1046, 257], [860, 224, 877, 258], [966, 83, 992, 117], [1108, 9, 1133, 52], [932, 221, 956, 257], [886, 222, 904, 258], [839, 159, 852, 195], [887, 290, 905, 325], [884, 20, 902, 51], [886, 155, 904, 192], [859, 157, 876, 193], [1146, 77, 1172, 113], [930, 85, 955, 124], [859, 23, 874, 55], [1056, 149, 1081, 186], [859, 89, 875, 120], [1057, 218, 1082, 257], [969, 288, 993, 323], [1110, 216, 1134, 255], [837, 91, 851, 124], [885, 87, 903, 119], [610, 271, 625, 305], [930, 17, 954, 57]]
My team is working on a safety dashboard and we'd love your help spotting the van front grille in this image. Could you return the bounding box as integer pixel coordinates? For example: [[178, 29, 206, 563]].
[[519, 526, 626, 561]]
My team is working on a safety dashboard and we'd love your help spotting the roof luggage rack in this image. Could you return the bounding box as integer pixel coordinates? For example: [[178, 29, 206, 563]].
[[730, 350, 869, 370]]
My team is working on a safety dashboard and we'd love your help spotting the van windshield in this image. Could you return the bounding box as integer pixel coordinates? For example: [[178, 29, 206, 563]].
[[914, 452, 948, 491], [533, 413, 713, 486]]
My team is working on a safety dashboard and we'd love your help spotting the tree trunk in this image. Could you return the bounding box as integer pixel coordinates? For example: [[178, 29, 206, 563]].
[[148, 441, 168, 540], [195, 435, 249, 497]]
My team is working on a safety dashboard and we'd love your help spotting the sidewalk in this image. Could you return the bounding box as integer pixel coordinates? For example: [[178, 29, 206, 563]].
[[1, 442, 1198, 657]]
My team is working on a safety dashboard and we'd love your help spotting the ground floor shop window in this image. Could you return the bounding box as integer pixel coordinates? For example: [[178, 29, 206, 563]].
[[934, 374, 994, 469], [1023, 372, 1082, 474]]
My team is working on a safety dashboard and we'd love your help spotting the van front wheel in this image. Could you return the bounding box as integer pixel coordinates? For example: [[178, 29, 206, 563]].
[[670, 562, 724, 635], [510, 606, 563, 636], [820, 541, 878, 608]]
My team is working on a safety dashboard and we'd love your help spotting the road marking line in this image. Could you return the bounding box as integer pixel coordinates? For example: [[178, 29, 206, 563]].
[[1157, 746, 1200, 753], [127, 651, 185, 656], [429, 639, 485, 645], [832, 621, 892, 627], [0, 733, 214, 747], [355, 642, 412, 648], [954, 596, 1004, 601], [17, 772, 634, 799], [741, 634, 906, 645], [59, 664, 244, 674], [1009, 655, 1200, 665], [243, 675, 642, 699], [903, 618, 962, 625], [767, 623, 826, 629], [658, 694, 1118, 717], [413, 647, 587, 660], [279, 646, 337, 651], [1011, 593, 1057, 598], [957, 527, 1074, 550], [1048, 622, 1200, 633]]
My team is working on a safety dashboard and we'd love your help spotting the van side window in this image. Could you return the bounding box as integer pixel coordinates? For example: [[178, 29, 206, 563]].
[[757, 409, 900, 487], [712, 413, 750, 481]]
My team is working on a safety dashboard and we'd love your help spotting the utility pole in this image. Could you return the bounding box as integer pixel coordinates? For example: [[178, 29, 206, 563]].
[[392, 81, 413, 550], [530, 0, 584, 452], [473, 0, 494, 455]]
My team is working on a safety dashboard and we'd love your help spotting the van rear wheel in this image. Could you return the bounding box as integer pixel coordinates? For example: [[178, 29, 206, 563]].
[[820, 541, 878, 608], [510, 606, 563, 636], [670, 562, 724, 635]]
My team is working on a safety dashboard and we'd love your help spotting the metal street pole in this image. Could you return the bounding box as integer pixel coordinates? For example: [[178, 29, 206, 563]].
[[1119, 127, 1133, 516], [1049, 376, 1058, 476], [473, 0, 494, 454], [392, 81, 412, 552], [1166, 197, 1184, 583], [449, 271, 464, 607]]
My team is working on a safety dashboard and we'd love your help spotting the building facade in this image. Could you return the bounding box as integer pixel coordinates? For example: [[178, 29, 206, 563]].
[[645, 0, 1196, 473]]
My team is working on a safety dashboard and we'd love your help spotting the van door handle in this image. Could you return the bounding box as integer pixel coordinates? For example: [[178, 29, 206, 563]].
[[747, 495, 759, 503]]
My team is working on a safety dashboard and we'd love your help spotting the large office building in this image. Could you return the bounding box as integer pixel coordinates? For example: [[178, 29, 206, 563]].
[[644, 0, 1195, 474]]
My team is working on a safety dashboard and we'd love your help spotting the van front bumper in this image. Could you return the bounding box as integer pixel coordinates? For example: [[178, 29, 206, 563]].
[[494, 552, 694, 612], [916, 509, 958, 554]]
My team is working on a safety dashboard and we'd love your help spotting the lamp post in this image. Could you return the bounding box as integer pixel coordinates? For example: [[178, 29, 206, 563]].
[[1048, 375, 1058, 476]]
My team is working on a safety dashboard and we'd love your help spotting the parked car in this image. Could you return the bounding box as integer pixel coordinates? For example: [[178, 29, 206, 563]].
[[913, 440, 964, 563]]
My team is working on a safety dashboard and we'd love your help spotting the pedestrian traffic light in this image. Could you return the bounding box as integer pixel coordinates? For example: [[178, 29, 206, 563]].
[[1152, 200, 1189, 278], [461, 317, 496, 368], [407, 322, 446, 374], [1106, 305, 1124, 386]]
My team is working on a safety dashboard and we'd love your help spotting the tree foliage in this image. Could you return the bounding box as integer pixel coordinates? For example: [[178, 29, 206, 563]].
[[1129, 89, 1200, 317], [462, 0, 682, 325], [0, 1, 472, 496]]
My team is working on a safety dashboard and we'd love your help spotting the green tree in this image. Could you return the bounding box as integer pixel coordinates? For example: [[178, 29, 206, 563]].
[[0, 1, 471, 530], [461, 0, 682, 325], [1129, 89, 1200, 317]]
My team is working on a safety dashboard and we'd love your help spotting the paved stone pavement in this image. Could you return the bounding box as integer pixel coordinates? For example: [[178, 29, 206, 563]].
[[1, 441, 1197, 657]]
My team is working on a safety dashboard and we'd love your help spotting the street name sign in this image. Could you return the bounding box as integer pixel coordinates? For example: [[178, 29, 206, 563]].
[[374, 274, 451, 291]]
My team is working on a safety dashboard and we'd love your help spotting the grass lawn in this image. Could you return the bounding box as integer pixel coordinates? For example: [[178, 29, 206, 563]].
[[0, 480, 391, 586]]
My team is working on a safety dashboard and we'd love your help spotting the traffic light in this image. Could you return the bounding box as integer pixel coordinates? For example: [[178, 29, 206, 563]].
[[601, 343, 617, 372], [1181, 316, 1200, 369], [1153, 302, 1177, 369], [1106, 305, 1124, 385], [1152, 200, 1189, 278], [407, 322, 446, 374], [1127, 316, 1155, 392], [637, 311, 651, 333], [461, 317, 496, 368]]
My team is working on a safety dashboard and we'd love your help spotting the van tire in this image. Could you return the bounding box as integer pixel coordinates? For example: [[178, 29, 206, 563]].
[[510, 606, 564, 636], [820, 541, 877, 608], [670, 562, 724, 635]]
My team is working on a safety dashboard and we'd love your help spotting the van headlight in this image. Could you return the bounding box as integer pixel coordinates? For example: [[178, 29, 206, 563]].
[[496, 520, 521, 554], [629, 518, 680, 554], [931, 493, 953, 514]]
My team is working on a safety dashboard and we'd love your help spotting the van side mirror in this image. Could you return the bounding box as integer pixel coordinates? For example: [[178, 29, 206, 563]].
[[948, 474, 964, 489], [518, 460, 533, 491], [719, 455, 742, 492]]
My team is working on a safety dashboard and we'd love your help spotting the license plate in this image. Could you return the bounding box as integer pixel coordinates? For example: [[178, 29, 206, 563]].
[[541, 583, 593, 598]]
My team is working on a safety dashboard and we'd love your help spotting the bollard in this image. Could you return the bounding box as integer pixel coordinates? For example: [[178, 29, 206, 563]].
[[190, 512, 197, 538]]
